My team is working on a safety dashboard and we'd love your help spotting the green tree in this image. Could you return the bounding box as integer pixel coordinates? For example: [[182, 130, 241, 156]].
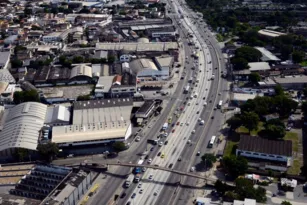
[[112, 141, 127, 151], [215, 180, 229, 195], [249, 72, 261, 85], [235, 178, 267, 202], [272, 95, 298, 117], [37, 142, 59, 161], [77, 94, 91, 101], [281, 201, 292, 205], [231, 57, 249, 70], [266, 119, 285, 128], [292, 50, 305, 64], [226, 115, 242, 130], [265, 124, 286, 139], [13, 148, 29, 162], [201, 153, 217, 168], [72, 56, 84, 64], [241, 111, 259, 132], [222, 155, 248, 178], [235, 46, 262, 62], [108, 55, 116, 63], [13, 90, 40, 104], [11, 59, 23, 68], [274, 84, 284, 96]]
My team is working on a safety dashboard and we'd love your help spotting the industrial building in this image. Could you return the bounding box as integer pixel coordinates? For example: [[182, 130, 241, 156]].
[[237, 135, 292, 172], [52, 98, 133, 147], [0, 102, 47, 158]]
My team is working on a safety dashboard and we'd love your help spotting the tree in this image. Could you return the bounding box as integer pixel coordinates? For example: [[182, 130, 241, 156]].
[[241, 111, 259, 132], [292, 50, 305, 64], [108, 55, 116, 63], [281, 201, 292, 205], [11, 59, 23, 68], [112, 141, 127, 151], [222, 155, 248, 178], [201, 153, 217, 168], [231, 57, 249, 70], [215, 180, 229, 195], [266, 119, 285, 128], [226, 115, 242, 130], [13, 90, 40, 104], [235, 178, 267, 202], [37, 142, 59, 161], [249, 72, 261, 85], [72, 56, 84, 64], [272, 95, 298, 117], [13, 148, 29, 162], [77, 94, 91, 101], [265, 124, 286, 139], [235, 46, 262, 62], [274, 84, 284, 96]]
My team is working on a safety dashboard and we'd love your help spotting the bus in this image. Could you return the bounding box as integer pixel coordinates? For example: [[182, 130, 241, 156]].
[[208, 136, 216, 148], [217, 100, 222, 109], [184, 85, 190, 94]]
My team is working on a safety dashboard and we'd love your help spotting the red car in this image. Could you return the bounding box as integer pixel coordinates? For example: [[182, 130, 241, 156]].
[[176, 122, 180, 125], [180, 106, 184, 111], [172, 129, 175, 133]]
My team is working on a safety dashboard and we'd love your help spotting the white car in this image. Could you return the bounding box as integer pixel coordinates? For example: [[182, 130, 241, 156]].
[[164, 133, 168, 137], [190, 167, 195, 172], [158, 141, 163, 147], [148, 158, 152, 163], [192, 129, 196, 134], [135, 136, 141, 142], [198, 118, 202, 122], [204, 102, 207, 106]]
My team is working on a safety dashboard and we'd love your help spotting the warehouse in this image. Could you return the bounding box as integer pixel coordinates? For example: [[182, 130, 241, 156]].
[[52, 98, 133, 147]]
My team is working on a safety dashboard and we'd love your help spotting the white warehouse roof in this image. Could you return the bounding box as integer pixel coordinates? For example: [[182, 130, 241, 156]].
[[248, 62, 271, 71], [0, 102, 47, 152]]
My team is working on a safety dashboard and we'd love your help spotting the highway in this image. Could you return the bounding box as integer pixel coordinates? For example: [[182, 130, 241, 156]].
[[86, 5, 201, 204], [118, 1, 224, 204]]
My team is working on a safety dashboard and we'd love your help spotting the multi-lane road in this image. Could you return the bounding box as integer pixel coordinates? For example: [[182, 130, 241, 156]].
[[82, 1, 228, 204]]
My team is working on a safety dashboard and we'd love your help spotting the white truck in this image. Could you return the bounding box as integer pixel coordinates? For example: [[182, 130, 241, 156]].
[[125, 174, 134, 188], [162, 122, 168, 130]]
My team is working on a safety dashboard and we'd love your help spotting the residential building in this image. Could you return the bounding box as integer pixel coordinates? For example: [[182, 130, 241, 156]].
[[230, 93, 263, 106], [236, 135, 292, 171], [258, 29, 286, 38], [248, 62, 271, 73], [274, 76, 307, 89], [52, 98, 133, 147], [254, 47, 280, 62]]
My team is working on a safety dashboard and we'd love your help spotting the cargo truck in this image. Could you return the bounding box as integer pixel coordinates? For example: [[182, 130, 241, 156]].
[[125, 174, 134, 188]]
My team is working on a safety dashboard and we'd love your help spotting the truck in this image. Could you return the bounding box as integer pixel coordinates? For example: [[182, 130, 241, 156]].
[[134, 174, 141, 183], [162, 122, 168, 130], [147, 139, 158, 145], [125, 174, 134, 187]]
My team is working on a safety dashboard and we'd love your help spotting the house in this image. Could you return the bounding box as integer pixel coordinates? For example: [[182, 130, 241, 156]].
[[248, 62, 271, 75], [254, 47, 280, 62], [236, 135, 292, 171]]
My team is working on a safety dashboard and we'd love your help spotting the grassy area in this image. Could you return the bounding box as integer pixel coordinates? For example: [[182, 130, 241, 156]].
[[237, 122, 264, 136], [300, 60, 307, 67], [216, 33, 224, 42], [223, 141, 238, 157], [284, 132, 299, 152], [287, 159, 301, 175]]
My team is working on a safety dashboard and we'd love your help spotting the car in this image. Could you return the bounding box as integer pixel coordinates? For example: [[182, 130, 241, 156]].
[[196, 102, 199, 105], [120, 192, 127, 198], [190, 167, 195, 172], [209, 100, 212, 103], [172, 129, 175, 133], [198, 118, 202, 121], [187, 140, 191, 144], [218, 92, 221, 95], [148, 158, 152, 163], [158, 141, 163, 147], [149, 175, 153, 180], [138, 183, 142, 188], [164, 140, 168, 145], [196, 151, 201, 156], [131, 193, 136, 199], [286, 127, 292, 131], [214, 107, 217, 110], [178, 157, 182, 161], [157, 152, 161, 156], [211, 116, 214, 119], [203, 97, 206, 100], [153, 190, 159, 196], [164, 133, 168, 137], [161, 153, 165, 158], [142, 167, 146, 172], [196, 111, 200, 114], [145, 155, 149, 159], [186, 122, 190, 126], [135, 136, 141, 142], [180, 123, 183, 126], [126, 202, 131, 205], [192, 129, 196, 134], [150, 147, 154, 151], [176, 122, 180, 125], [139, 189, 144, 194], [168, 163, 173, 168]]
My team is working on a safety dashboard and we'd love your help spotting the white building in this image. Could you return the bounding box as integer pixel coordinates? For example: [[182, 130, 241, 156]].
[[0, 51, 11, 69], [52, 98, 133, 147]]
